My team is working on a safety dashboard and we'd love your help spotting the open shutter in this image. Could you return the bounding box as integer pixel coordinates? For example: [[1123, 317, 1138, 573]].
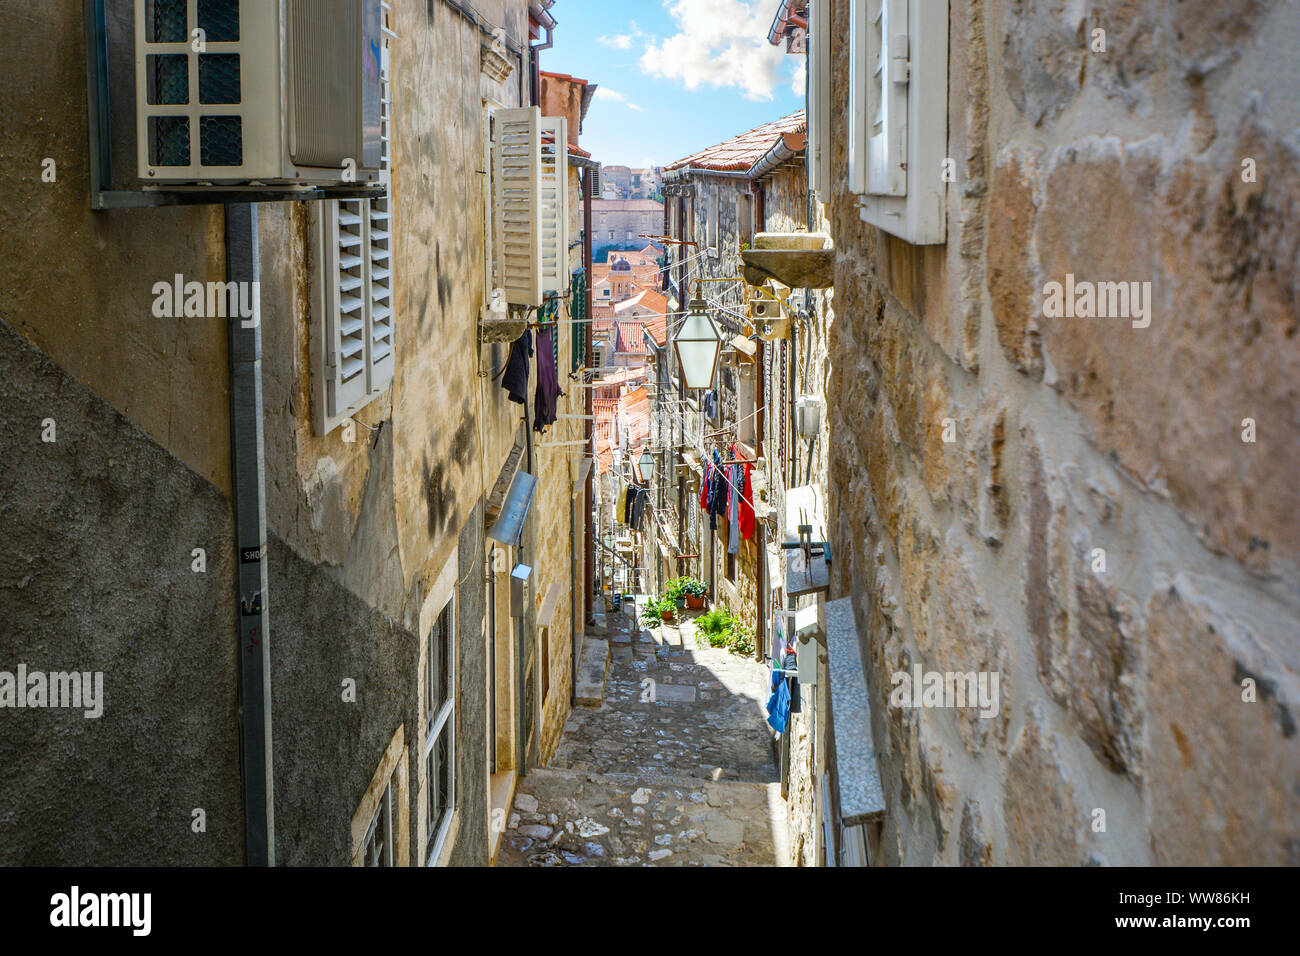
[[494, 106, 543, 307], [367, 39, 395, 393], [539, 115, 569, 293], [851, 0, 908, 197], [326, 199, 371, 416], [807, 0, 831, 198]]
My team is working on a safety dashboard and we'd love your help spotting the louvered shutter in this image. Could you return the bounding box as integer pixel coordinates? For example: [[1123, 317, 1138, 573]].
[[367, 39, 395, 394], [326, 199, 371, 415], [850, 0, 908, 197], [538, 116, 569, 293], [318, 14, 396, 429], [493, 107, 543, 307], [807, 0, 831, 198]]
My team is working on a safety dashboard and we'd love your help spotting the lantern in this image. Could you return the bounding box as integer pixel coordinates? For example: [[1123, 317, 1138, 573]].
[[673, 298, 723, 390]]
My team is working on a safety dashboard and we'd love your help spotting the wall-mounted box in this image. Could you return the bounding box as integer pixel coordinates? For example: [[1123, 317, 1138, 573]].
[[134, 0, 384, 186]]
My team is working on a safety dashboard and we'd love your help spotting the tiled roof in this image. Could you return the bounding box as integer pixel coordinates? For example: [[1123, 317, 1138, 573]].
[[615, 322, 652, 354], [665, 111, 806, 172]]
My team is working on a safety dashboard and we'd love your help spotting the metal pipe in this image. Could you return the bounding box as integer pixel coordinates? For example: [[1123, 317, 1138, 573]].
[[583, 167, 596, 627], [225, 203, 275, 866]]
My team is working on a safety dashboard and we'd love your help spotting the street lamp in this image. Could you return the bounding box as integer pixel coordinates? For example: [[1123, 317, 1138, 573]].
[[638, 448, 655, 484], [674, 297, 723, 391]]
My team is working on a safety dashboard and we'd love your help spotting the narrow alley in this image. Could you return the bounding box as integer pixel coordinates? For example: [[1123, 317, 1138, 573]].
[[497, 608, 789, 866]]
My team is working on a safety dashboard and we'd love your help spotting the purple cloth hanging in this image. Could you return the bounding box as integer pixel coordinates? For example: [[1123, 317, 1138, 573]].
[[533, 327, 562, 432]]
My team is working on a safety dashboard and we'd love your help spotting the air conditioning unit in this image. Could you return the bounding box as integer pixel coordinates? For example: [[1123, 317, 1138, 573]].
[[796, 395, 823, 438], [135, 0, 384, 186]]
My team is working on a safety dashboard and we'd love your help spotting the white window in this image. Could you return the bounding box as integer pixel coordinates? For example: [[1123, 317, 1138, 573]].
[[806, 0, 831, 199], [706, 188, 719, 255], [363, 777, 396, 867], [491, 107, 569, 306], [846, 0, 948, 244], [313, 28, 396, 435], [425, 596, 456, 865]]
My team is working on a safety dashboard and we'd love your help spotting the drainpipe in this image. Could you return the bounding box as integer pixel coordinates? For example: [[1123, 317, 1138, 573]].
[[583, 167, 595, 628], [225, 203, 274, 866]]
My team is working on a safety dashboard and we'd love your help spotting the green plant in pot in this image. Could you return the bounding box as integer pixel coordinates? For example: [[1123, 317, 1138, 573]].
[[663, 577, 689, 609], [682, 578, 707, 609], [640, 598, 665, 628]]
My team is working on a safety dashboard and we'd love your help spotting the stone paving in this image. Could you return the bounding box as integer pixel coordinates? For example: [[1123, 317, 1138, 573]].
[[496, 610, 790, 867]]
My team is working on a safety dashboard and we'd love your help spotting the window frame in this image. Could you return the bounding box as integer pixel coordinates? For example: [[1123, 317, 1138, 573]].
[[312, 30, 397, 436], [424, 594, 457, 867], [849, 0, 949, 244]]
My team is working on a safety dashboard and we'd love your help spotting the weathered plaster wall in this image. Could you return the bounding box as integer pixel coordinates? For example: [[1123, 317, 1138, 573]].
[[826, 0, 1300, 865], [0, 0, 233, 494], [0, 321, 242, 865]]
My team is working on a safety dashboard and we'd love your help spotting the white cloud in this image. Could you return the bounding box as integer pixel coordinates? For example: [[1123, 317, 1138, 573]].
[[595, 87, 645, 112], [790, 60, 806, 97], [598, 21, 648, 51], [640, 0, 789, 102]]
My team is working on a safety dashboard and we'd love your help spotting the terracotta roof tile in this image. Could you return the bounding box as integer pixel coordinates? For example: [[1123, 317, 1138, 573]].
[[665, 111, 807, 172]]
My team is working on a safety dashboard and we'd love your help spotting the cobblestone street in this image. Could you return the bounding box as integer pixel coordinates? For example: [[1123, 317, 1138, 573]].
[[496, 611, 790, 867]]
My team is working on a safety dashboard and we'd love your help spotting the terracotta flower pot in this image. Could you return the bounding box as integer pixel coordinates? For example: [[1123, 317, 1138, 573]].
[[661, 607, 674, 622], [686, 595, 705, 610]]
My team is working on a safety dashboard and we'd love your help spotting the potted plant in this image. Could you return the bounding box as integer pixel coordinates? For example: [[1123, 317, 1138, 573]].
[[641, 597, 674, 627], [683, 579, 707, 610], [659, 597, 675, 623], [664, 577, 688, 609]]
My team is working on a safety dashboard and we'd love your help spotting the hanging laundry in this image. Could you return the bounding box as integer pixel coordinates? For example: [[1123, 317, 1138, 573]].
[[707, 451, 728, 530], [766, 666, 791, 733], [616, 482, 628, 526], [533, 326, 562, 432], [624, 485, 635, 525], [631, 488, 648, 530], [727, 454, 741, 555], [738, 458, 755, 541], [783, 645, 801, 715], [501, 329, 532, 406]]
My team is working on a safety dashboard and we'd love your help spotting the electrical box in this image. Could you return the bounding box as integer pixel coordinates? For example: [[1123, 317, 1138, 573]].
[[793, 603, 821, 687], [135, 0, 384, 186], [796, 395, 823, 438], [510, 563, 532, 617], [749, 297, 782, 321]]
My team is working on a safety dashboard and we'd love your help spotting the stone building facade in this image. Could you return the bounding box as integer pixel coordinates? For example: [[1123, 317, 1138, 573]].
[[809, 0, 1300, 865], [0, 0, 593, 866]]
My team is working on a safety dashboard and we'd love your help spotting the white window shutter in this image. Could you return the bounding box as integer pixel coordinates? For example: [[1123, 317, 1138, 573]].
[[323, 199, 372, 418], [368, 40, 395, 394], [807, 0, 831, 198], [851, 0, 908, 197], [856, 0, 946, 244], [494, 106, 543, 307], [538, 115, 569, 293], [868, 0, 908, 196]]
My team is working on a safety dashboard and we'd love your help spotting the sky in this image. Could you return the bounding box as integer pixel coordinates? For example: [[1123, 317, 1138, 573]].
[[543, 0, 806, 170]]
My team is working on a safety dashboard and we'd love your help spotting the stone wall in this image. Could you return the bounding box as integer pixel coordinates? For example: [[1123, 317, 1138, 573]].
[[825, 0, 1300, 865]]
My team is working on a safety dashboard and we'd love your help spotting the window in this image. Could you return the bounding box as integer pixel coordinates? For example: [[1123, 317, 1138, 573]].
[[739, 193, 755, 247], [425, 597, 456, 865], [726, 547, 736, 583], [626, 231, 633, 240], [609, 230, 615, 240], [706, 188, 719, 255], [845, 0, 948, 244], [491, 107, 570, 307], [363, 778, 395, 866], [313, 27, 395, 435]]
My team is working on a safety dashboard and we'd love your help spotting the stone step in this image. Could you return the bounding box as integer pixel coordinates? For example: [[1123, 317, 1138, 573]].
[[574, 634, 609, 708]]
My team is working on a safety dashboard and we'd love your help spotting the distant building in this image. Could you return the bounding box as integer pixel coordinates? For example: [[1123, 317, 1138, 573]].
[[591, 199, 664, 257]]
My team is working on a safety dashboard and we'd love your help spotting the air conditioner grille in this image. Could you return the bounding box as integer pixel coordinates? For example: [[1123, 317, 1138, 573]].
[[147, 0, 187, 42], [197, 0, 240, 42], [199, 115, 243, 166], [147, 54, 188, 105], [198, 54, 241, 104], [149, 115, 190, 166], [289, 0, 377, 168]]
